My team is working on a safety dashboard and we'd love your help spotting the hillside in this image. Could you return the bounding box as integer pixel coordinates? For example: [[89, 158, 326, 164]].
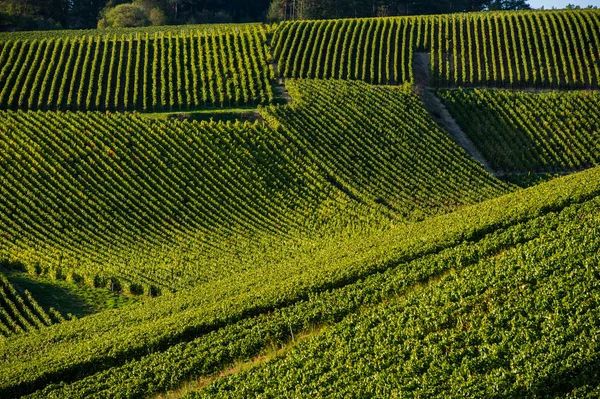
[[0, 80, 508, 296], [0, 25, 273, 111], [438, 89, 600, 174], [191, 187, 600, 398], [1, 8, 600, 399], [273, 10, 600, 88], [3, 166, 599, 399]]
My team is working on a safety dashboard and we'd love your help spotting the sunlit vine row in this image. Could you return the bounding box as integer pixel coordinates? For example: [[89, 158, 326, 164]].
[[273, 9, 600, 88], [438, 89, 600, 172], [0, 26, 273, 111]]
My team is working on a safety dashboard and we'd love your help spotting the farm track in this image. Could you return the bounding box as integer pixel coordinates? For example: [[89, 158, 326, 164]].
[[413, 53, 495, 175], [271, 62, 292, 103]]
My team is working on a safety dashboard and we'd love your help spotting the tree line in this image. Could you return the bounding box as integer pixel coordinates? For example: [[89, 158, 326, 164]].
[[266, 0, 532, 21], [1, 0, 579, 31]]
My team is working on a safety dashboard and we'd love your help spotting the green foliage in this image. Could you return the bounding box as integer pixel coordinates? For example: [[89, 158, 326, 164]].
[[189, 194, 600, 398], [0, 22, 255, 41], [501, 173, 562, 188], [428, 10, 600, 88], [148, 7, 166, 26], [264, 80, 507, 215], [1, 9, 600, 397], [273, 9, 600, 89], [438, 89, 600, 173], [21, 179, 590, 399], [0, 25, 273, 111], [4, 271, 136, 318], [98, 4, 151, 28], [0, 271, 61, 337], [273, 18, 413, 83], [486, 0, 532, 10], [0, 80, 507, 298], [2, 165, 599, 398], [265, 0, 285, 23], [0, 0, 68, 29]]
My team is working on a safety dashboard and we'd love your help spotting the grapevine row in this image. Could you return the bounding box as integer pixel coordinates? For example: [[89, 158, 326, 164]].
[[0, 272, 63, 337], [3, 165, 599, 398], [24, 189, 598, 399], [0, 80, 508, 297], [0, 26, 273, 111], [438, 89, 600, 173], [190, 194, 600, 398], [272, 9, 600, 89], [428, 11, 600, 88], [272, 18, 412, 84]]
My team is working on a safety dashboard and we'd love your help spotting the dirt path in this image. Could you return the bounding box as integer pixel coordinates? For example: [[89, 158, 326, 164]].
[[413, 53, 495, 175], [271, 62, 292, 104]]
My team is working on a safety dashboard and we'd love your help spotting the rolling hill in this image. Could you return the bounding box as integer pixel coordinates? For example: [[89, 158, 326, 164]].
[[0, 8, 599, 399]]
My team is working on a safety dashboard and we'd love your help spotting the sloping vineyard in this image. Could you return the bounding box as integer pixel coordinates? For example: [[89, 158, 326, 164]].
[[191, 192, 600, 398], [0, 25, 273, 111], [1, 9, 599, 397], [428, 10, 600, 88], [263, 79, 508, 216], [0, 81, 509, 297], [272, 9, 600, 89], [0, 272, 63, 337], [2, 166, 599, 399], [271, 18, 414, 84], [0, 111, 334, 296], [438, 89, 600, 173]]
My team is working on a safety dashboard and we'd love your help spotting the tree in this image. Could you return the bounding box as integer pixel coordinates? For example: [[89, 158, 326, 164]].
[[486, 0, 531, 10], [0, 0, 69, 28], [98, 3, 151, 27], [69, 0, 108, 29], [266, 0, 284, 22], [148, 7, 166, 24]]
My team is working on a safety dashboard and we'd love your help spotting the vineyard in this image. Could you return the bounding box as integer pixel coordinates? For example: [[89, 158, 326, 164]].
[[0, 25, 273, 111], [273, 9, 600, 88], [271, 18, 414, 84], [438, 89, 600, 173], [0, 272, 63, 337], [2, 7, 600, 399], [264, 80, 508, 214], [1, 167, 599, 398], [192, 190, 600, 398], [0, 80, 508, 297]]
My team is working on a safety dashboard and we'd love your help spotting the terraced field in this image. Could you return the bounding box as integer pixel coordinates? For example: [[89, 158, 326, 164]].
[[1, 8, 600, 399]]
